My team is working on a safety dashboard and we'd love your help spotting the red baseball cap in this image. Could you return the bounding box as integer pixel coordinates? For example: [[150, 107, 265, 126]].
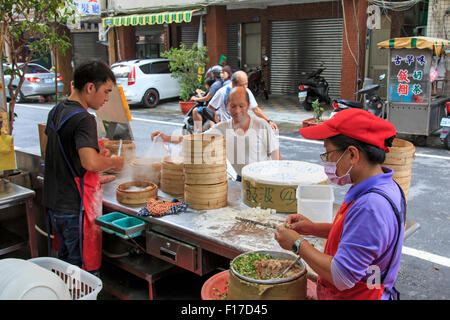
[[299, 108, 396, 152]]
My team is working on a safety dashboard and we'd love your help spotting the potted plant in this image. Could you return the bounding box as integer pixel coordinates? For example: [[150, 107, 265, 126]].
[[161, 43, 209, 115], [302, 99, 325, 128]]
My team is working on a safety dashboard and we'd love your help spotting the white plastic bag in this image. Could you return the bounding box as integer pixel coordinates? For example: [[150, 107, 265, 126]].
[[131, 135, 169, 185]]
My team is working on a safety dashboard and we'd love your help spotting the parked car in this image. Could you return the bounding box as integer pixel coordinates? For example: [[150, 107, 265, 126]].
[[3, 63, 64, 102], [111, 58, 181, 108]]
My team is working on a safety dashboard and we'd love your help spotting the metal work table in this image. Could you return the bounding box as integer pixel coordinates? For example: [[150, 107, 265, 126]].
[[102, 177, 326, 261], [101, 176, 328, 299], [0, 181, 38, 258]]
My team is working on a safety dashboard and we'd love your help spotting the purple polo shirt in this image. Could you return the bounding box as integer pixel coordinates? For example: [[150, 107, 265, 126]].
[[331, 167, 404, 300]]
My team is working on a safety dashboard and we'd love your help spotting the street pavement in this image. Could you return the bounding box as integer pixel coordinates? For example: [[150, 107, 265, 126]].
[[9, 95, 450, 300]]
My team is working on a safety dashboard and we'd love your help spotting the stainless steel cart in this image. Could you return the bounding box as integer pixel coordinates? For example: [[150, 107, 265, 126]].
[[378, 37, 450, 146]]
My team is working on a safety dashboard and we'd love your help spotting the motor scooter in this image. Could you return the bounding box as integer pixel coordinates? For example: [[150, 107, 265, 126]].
[[440, 101, 450, 150], [247, 56, 269, 100], [298, 67, 331, 111], [182, 104, 217, 135], [330, 74, 385, 118]]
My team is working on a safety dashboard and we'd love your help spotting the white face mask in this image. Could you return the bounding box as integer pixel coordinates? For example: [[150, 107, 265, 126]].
[[323, 150, 353, 186]]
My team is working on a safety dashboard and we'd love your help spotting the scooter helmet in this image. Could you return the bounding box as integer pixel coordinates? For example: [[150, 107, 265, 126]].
[[207, 65, 223, 79]]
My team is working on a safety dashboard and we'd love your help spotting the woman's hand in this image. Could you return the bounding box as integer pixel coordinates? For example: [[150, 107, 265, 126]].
[[274, 226, 302, 251], [286, 214, 315, 236]]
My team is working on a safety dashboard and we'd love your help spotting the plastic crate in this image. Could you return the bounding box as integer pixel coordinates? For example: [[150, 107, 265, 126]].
[[28, 257, 102, 300]]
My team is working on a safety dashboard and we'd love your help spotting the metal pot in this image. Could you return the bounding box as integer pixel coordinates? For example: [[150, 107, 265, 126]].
[[228, 250, 307, 300]]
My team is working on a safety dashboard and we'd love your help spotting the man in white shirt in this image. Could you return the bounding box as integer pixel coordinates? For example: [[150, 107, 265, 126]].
[[208, 71, 279, 131], [151, 87, 281, 178]]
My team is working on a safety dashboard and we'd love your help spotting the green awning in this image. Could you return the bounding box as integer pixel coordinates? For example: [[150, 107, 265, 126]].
[[102, 9, 198, 28]]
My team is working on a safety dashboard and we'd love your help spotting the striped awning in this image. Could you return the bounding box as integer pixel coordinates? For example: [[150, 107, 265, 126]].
[[102, 9, 198, 28], [377, 36, 450, 56]]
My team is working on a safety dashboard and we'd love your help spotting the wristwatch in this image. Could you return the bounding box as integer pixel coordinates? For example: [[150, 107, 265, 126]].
[[291, 237, 304, 254], [267, 119, 273, 124]]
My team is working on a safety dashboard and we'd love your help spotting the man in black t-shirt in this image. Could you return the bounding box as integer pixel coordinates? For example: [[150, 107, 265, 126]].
[[44, 60, 124, 270]]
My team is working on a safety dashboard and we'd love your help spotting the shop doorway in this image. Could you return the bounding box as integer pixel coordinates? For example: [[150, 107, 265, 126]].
[[243, 23, 261, 70], [135, 26, 164, 59]]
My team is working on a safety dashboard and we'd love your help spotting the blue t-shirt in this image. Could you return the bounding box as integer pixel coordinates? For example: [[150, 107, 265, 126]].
[[331, 167, 404, 300], [209, 79, 223, 97]]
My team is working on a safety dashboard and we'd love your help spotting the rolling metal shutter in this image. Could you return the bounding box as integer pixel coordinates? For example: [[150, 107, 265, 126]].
[[227, 24, 240, 69], [270, 18, 343, 99], [71, 32, 108, 68], [179, 25, 199, 48]]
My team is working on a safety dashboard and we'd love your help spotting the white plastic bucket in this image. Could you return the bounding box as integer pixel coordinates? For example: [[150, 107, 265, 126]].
[[296, 185, 334, 223]]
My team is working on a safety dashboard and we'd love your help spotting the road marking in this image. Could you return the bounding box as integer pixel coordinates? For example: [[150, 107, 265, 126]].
[[132, 116, 184, 127], [16, 104, 450, 160], [402, 246, 450, 268], [16, 104, 52, 111]]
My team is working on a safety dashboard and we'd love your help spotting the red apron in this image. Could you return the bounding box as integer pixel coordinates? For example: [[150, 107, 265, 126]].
[[48, 106, 102, 272], [74, 172, 102, 271], [316, 201, 385, 300]]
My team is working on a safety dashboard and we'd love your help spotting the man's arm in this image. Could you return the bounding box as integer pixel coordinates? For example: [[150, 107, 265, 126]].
[[78, 147, 124, 173], [191, 92, 213, 103], [252, 106, 278, 131], [151, 131, 183, 144], [271, 149, 282, 160]]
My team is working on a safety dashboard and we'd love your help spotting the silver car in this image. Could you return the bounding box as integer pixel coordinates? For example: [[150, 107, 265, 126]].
[[3, 63, 65, 102]]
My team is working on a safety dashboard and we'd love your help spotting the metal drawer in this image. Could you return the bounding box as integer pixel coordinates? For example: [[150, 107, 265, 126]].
[[146, 231, 197, 273]]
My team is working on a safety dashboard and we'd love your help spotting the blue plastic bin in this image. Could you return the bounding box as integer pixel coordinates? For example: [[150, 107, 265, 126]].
[[111, 217, 145, 239], [97, 212, 127, 234]]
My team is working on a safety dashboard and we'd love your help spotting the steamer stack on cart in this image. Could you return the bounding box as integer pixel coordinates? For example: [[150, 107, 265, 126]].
[[182, 134, 228, 210], [382, 138, 416, 202], [160, 155, 185, 197]]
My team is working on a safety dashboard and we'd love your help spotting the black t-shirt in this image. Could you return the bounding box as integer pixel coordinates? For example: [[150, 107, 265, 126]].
[[43, 100, 99, 215]]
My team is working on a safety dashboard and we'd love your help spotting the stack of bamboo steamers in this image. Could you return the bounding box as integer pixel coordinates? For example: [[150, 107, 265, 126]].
[[182, 133, 228, 210], [160, 155, 184, 196]]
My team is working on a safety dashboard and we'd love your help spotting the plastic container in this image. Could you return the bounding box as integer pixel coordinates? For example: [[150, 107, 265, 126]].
[[296, 184, 334, 223], [111, 217, 145, 239], [201, 270, 229, 300], [28, 257, 102, 300], [97, 212, 127, 234], [0, 258, 72, 300]]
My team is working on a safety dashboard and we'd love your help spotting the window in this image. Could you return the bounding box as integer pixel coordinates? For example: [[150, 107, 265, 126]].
[[151, 62, 170, 74], [112, 64, 131, 78], [23, 64, 49, 74], [139, 63, 152, 75]]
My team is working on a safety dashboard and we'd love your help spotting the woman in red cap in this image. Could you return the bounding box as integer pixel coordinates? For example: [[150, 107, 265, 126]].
[[275, 108, 406, 300]]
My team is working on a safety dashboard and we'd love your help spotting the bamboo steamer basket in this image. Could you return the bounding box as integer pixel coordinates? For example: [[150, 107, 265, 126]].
[[182, 154, 226, 165], [183, 164, 227, 174], [130, 158, 162, 185], [182, 134, 226, 165], [182, 133, 225, 152], [184, 182, 228, 210], [382, 138, 415, 202], [105, 140, 136, 163], [116, 180, 157, 205], [184, 172, 227, 185], [160, 155, 184, 195], [160, 176, 185, 195]]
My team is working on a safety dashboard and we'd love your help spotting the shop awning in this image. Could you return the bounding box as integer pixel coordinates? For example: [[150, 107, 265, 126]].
[[377, 36, 450, 56], [102, 9, 199, 28]]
